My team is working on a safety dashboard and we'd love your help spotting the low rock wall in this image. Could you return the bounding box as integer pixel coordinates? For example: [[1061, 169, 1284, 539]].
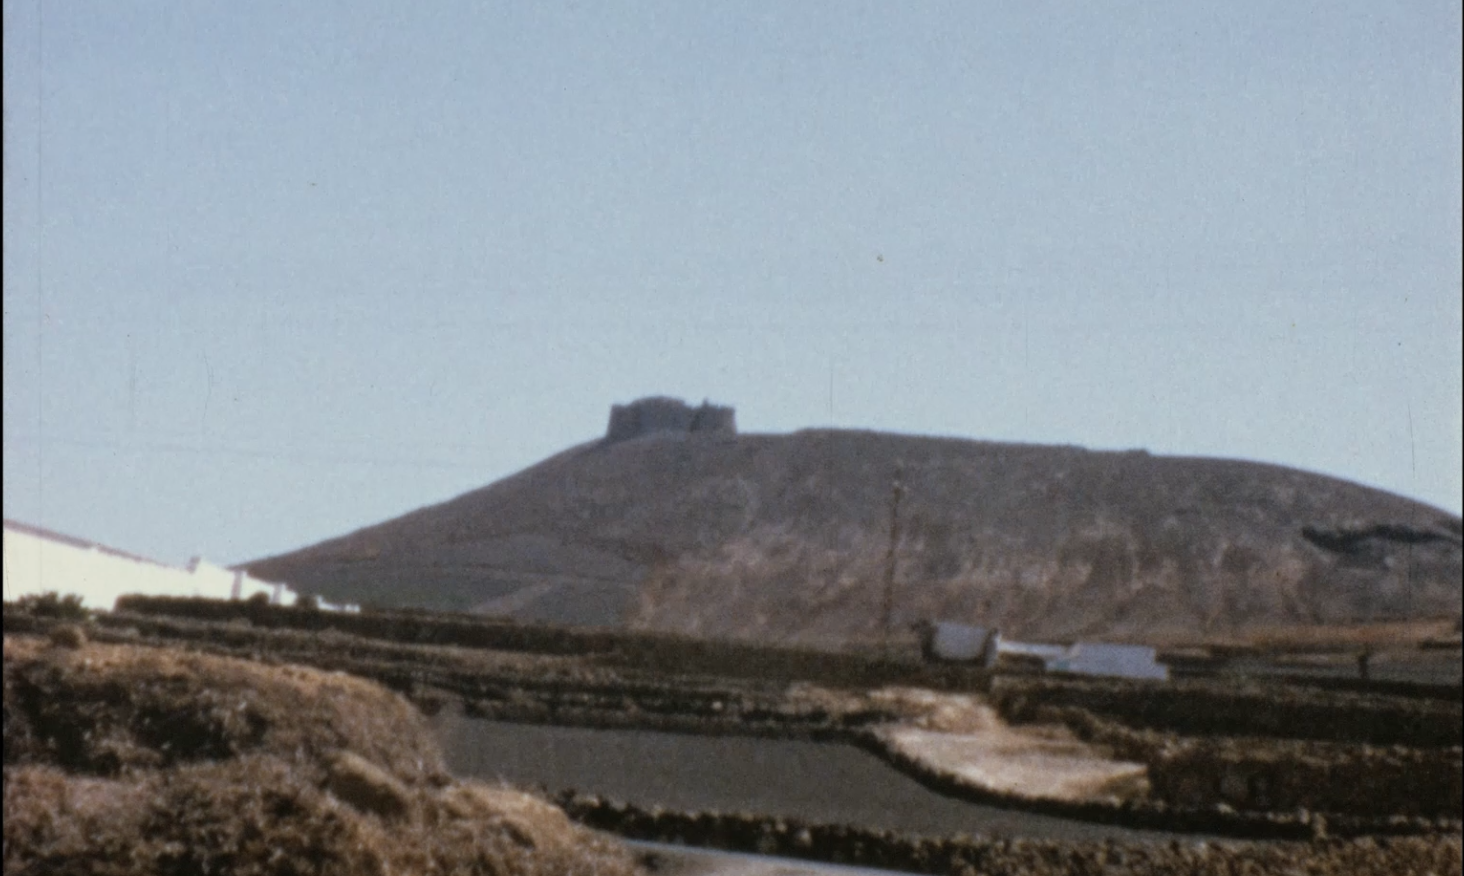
[[1148, 741, 1463, 819], [11, 608, 1459, 840], [109, 596, 985, 690], [1013, 704, 1464, 819], [556, 794, 1462, 876], [453, 692, 1459, 841], [992, 675, 1462, 747]]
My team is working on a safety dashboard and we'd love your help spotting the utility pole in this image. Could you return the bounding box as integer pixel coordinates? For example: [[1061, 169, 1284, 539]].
[[880, 463, 905, 659]]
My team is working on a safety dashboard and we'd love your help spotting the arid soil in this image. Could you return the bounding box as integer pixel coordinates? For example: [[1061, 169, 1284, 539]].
[[877, 727, 1149, 803], [781, 684, 1153, 803], [244, 429, 1463, 647], [562, 796, 1462, 876], [2, 633, 639, 876], [5, 602, 1460, 875], [865, 688, 1150, 803], [24, 601, 1458, 832], [431, 715, 1176, 843]]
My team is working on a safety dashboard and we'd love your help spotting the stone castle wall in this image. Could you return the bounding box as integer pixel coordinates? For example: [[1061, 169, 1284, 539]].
[[604, 397, 736, 444]]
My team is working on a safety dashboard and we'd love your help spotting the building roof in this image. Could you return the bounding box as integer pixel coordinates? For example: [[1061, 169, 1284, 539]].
[[2, 518, 176, 570]]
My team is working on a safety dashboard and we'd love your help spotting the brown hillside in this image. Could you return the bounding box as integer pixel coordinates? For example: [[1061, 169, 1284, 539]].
[[246, 423, 1462, 649]]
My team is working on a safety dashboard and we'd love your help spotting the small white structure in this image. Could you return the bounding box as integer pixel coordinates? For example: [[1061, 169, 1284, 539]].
[[995, 639, 1070, 663], [918, 621, 1002, 666], [1044, 642, 1169, 681], [918, 616, 1169, 681], [2, 519, 352, 612]]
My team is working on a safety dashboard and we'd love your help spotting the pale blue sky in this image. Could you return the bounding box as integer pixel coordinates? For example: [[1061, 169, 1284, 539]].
[[4, 1, 1461, 568]]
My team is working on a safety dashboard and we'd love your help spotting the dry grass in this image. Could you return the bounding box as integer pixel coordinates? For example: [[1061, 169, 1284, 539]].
[[3, 635, 446, 783], [4, 760, 638, 876], [3, 634, 640, 876]]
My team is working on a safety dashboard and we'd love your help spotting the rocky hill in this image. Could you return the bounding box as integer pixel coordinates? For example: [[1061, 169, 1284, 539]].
[[246, 399, 1462, 648]]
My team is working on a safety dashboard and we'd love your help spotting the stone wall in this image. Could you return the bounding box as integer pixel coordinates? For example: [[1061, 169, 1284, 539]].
[[13, 607, 1460, 843], [1027, 704, 1464, 819], [1148, 739, 1463, 818], [989, 675, 1462, 747], [556, 794, 1462, 876], [603, 397, 736, 444]]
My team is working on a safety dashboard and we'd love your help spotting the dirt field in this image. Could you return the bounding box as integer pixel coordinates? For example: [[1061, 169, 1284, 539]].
[[861, 688, 1150, 803], [5, 602, 1460, 875], [877, 726, 1148, 802], [431, 713, 1179, 843]]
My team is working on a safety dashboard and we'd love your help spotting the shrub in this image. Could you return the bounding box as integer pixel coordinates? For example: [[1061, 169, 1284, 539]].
[[13, 592, 90, 621]]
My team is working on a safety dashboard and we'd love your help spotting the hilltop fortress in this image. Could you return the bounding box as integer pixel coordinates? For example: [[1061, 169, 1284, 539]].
[[604, 396, 736, 444], [248, 402, 1461, 646]]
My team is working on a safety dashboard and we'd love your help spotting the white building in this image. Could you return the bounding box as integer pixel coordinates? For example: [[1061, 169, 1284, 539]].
[[917, 620, 1002, 666], [919, 616, 1169, 681], [1043, 641, 1169, 681], [1, 519, 346, 612]]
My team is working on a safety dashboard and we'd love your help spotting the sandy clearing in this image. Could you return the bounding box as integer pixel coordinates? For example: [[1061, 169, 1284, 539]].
[[863, 689, 1149, 803], [877, 724, 1149, 801]]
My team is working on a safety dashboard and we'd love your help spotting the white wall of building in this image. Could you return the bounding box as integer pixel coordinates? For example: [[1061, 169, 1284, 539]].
[[922, 616, 1171, 680], [2, 521, 301, 611], [1047, 642, 1169, 681]]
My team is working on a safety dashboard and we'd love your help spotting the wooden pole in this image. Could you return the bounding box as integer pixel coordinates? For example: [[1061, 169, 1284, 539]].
[[881, 463, 905, 658]]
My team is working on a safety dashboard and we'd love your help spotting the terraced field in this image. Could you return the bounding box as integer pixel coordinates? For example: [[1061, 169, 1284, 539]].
[[6, 598, 1460, 875]]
